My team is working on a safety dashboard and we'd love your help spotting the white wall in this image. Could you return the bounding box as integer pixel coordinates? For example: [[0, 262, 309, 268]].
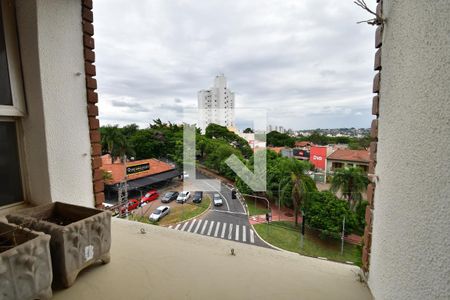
[[16, 0, 94, 207], [368, 1, 450, 299]]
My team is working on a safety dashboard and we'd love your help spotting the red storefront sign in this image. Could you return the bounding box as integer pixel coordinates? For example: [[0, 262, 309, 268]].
[[310, 146, 327, 170]]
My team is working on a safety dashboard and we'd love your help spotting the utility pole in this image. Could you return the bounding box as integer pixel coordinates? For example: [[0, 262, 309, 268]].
[[300, 210, 306, 249], [118, 155, 129, 218], [340, 216, 346, 255]]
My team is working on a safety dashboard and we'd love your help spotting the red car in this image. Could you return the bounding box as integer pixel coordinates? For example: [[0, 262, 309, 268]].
[[140, 190, 159, 205], [120, 199, 140, 214]]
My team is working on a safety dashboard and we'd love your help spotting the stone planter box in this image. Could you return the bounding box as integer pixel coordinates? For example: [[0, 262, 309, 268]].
[[7, 202, 112, 288], [0, 222, 53, 300]]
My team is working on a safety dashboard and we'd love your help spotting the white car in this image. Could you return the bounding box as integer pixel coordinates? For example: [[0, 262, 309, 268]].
[[213, 193, 223, 206], [176, 191, 190, 203], [182, 171, 189, 180], [149, 206, 170, 222]]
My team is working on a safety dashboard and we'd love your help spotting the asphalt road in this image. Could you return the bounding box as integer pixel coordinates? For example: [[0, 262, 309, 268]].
[[168, 171, 270, 248]]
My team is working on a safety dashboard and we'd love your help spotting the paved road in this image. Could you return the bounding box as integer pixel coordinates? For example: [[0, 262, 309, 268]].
[[169, 171, 270, 248]]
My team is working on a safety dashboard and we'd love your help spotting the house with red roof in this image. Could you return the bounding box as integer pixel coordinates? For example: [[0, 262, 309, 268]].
[[326, 149, 370, 173]]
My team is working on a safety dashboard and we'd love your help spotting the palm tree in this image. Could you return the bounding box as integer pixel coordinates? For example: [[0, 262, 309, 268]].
[[290, 173, 308, 226], [100, 125, 132, 163], [330, 166, 369, 210]]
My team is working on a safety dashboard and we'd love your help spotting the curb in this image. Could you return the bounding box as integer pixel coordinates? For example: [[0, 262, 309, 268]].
[[163, 197, 212, 227]]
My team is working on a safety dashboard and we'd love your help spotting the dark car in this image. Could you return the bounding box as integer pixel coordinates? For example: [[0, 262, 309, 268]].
[[193, 191, 203, 203], [161, 191, 179, 203]]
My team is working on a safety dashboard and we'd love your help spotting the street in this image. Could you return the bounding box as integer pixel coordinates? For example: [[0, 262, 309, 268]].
[[168, 171, 270, 248]]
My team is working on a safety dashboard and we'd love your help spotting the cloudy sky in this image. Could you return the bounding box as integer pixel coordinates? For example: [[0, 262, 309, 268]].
[[94, 0, 376, 130]]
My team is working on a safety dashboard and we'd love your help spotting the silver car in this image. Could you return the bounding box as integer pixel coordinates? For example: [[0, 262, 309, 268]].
[[149, 206, 170, 221], [213, 193, 223, 206]]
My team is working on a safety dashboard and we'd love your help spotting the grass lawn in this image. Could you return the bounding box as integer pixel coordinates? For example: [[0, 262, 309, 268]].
[[245, 199, 270, 216], [254, 221, 362, 265], [130, 196, 211, 226]]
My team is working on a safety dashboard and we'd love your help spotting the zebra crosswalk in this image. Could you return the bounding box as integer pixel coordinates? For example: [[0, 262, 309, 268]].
[[168, 219, 256, 244]]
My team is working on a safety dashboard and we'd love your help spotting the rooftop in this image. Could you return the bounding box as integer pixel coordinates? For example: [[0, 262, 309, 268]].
[[327, 149, 370, 163], [295, 141, 313, 147], [53, 218, 372, 300], [101, 155, 175, 184]]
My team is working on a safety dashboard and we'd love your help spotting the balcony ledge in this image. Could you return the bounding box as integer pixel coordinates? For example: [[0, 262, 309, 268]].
[[53, 218, 372, 300]]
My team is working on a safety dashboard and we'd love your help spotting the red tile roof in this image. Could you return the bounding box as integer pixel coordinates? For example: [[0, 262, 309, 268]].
[[267, 147, 285, 154], [100, 155, 176, 185], [327, 149, 370, 163], [295, 141, 312, 147]]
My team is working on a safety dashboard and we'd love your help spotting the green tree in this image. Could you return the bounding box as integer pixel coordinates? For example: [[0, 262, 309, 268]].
[[330, 167, 369, 210], [305, 191, 357, 238], [205, 123, 252, 158], [266, 131, 294, 147], [243, 127, 254, 133], [100, 125, 131, 163]]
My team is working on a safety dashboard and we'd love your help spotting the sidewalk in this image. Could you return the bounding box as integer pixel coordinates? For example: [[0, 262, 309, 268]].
[[248, 205, 300, 225]]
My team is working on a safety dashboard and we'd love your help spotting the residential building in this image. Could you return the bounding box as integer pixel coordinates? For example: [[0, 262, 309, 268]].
[[198, 74, 235, 132], [326, 149, 370, 173]]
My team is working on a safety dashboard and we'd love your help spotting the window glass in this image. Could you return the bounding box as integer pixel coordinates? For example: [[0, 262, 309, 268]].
[[0, 8, 12, 106], [0, 121, 23, 205]]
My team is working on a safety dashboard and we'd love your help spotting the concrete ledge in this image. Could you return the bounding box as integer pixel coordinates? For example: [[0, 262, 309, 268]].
[[53, 218, 372, 300]]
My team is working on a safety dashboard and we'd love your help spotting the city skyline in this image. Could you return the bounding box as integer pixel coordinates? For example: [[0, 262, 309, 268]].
[[95, 0, 376, 130]]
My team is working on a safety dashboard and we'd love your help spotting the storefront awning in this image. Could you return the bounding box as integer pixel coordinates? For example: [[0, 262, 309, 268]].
[[107, 169, 181, 191]]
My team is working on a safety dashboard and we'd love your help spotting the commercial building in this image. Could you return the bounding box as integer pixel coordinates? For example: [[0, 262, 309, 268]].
[[100, 155, 180, 201], [198, 74, 235, 132]]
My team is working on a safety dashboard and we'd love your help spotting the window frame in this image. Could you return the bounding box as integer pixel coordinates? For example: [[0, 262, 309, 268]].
[[0, 0, 26, 118], [0, 0, 27, 208]]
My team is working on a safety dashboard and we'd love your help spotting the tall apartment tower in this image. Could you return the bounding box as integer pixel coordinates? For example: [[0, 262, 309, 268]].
[[198, 74, 235, 133]]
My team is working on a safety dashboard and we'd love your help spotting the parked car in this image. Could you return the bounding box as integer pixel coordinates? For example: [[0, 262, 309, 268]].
[[213, 193, 223, 206], [120, 199, 140, 214], [176, 191, 190, 203], [149, 206, 170, 222], [193, 191, 203, 203], [161, 191, 179, 203], [140, 189, 159, 205]]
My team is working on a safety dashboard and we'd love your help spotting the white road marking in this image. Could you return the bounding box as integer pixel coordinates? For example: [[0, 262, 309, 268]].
[[207, 221, 215, 236], [187, 219, 197, 232], [228, 223, 233, 239], [200, 220, 209, 234], [181, 222, 189, 231], [193, 219, 202, 233], [235, 225, 240, 241], [250, 229, 255, 244], [210, 209, 247, 216], [242, 226, 247, 242], [175, 224, 181, 230], [214, 222, 220, 237], [168, 226, 173, 229], [221, 222, 227, 238]]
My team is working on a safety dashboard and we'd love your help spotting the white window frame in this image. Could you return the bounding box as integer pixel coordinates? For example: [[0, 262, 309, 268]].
[[0, 0, 26, 117], [0, 0, 27, 208]]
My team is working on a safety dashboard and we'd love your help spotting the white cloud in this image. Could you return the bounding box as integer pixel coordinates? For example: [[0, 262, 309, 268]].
[[94, 0, 376, 129]]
